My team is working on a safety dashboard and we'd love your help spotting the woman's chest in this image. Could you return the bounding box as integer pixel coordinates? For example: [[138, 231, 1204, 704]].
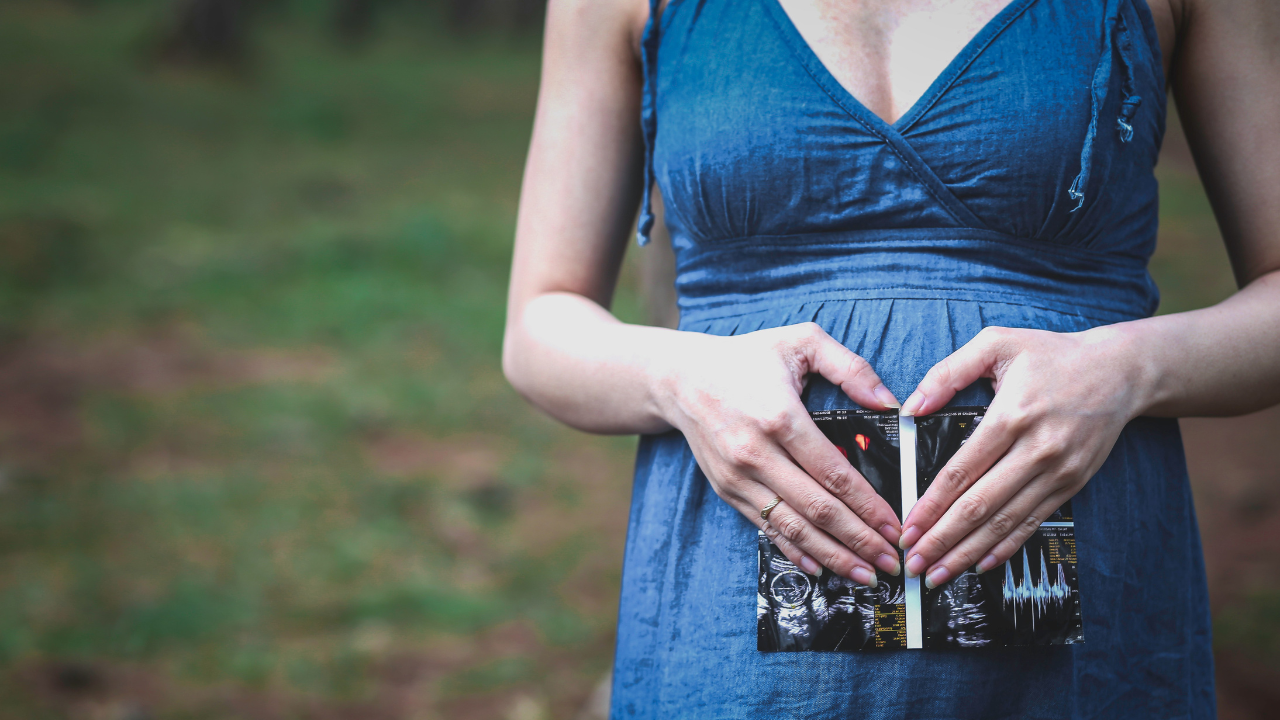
[[651, 0, 1166, 250]]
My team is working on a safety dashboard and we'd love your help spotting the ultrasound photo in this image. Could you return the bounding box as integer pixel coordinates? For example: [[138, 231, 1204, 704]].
[[757, 532, 906, 651], [916, 408, 1083, 648], [757, 406, 1084, 651]]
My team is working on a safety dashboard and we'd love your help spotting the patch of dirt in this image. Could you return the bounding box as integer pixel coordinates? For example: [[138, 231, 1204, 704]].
[[9, 619, 599, 720], [1182, 406, 1280, 720], [0, 329, 338, 473], [362, 432, 511, 486]]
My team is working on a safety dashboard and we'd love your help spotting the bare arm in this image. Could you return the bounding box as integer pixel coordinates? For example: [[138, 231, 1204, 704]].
[[1137, 0, 1280, 416], [503, 0, 904, 584], [897, 0, 1280, 586]]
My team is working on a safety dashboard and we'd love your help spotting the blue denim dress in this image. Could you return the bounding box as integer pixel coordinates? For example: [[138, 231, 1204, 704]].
[[612, 0, 1215, 717]]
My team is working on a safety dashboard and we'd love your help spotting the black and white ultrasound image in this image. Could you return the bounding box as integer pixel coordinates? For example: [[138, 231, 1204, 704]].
[[758, 409, 908, 651], [757, 532, 907, 651], [916, 408, 1084, 648], [921, 528, 1083, 648], [758, 406, 1084, 651]]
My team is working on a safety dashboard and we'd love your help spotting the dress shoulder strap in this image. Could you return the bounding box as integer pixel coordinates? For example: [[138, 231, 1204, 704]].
[[636, 0, 663, 246]]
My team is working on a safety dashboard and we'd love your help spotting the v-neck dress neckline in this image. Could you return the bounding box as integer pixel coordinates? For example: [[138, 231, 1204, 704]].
[[760, 0, 1040, 136]]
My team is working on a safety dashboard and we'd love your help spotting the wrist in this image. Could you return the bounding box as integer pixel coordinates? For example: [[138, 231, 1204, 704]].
[[1078, 321, 1164, 419], [642, 328, 696, 430]]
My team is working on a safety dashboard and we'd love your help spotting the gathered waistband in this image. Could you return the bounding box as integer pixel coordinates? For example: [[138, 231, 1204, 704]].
[[672, 228, 1159, 325]]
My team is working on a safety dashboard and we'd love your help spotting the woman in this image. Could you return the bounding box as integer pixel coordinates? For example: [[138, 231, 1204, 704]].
[[503, 0, 1280, 716]]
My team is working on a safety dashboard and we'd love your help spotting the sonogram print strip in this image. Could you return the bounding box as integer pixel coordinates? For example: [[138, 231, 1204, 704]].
[[899, 415, 923, 649], [757, 406, 1084, 651]]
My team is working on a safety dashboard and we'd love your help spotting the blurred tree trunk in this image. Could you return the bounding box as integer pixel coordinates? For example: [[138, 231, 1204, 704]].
[[160, 0, 250, 66], [333, 0, 378, 43], [639, 192, 679, 329], [446, 0, 546, 32]]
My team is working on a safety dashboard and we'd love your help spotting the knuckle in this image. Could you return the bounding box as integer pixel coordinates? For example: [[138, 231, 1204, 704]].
[[987, 510, 1017, 538], [982, 414, 1012, 437], [756, 409, 793, 438], [956, 494, 991, 525], [820, 550, 846, 575], [722, 436, 762, 468], [954, 547, 984, 569], [852, 494, 882, 522], [815, 464, 853, 497], [937, 460, 978, 494], [798, 321, 824, 340], [846, 526, 878, 555], [1059, 456, 1090, 479], [804, 496, 839, 528], [1036, 434, 1068, 460], [912, 497, 941, 524], [913, 538, 943, 564], [1003, 407, 1032, 433], [979, 325, 1009, 342], [925, 359, 953, 389], [1017, 514, 1043, 537], [845, 354, 875, 381], [775, 512, 808, 543], [709, 483, 730, 503]]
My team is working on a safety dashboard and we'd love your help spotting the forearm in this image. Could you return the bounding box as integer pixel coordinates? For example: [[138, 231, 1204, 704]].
[[1101, 269, 1280, 418], [503, 291, 689, 435]]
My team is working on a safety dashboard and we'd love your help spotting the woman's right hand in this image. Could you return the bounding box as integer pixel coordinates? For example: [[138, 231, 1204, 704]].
[[652, 322, 904, 586]]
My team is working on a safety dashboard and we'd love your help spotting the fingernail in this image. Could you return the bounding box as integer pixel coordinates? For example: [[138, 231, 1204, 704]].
[[905, 553, 926, 578], [875, 553, 901, 576], [851, 566, 878, 588], [899, 392, 924, 417], [879, 523, 901, 545], [898, 525, 921, 550], [873, 383, 900, 409], [976, 554, 998, 574], [924, 566, 951, 590], [798, 555, 822, 576]]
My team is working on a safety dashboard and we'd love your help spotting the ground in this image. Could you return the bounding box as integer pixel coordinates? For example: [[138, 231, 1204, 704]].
[[0, 2, 1276, 718]]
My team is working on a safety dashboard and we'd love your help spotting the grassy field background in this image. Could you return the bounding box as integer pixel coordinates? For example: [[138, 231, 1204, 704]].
[[0, 2, 1276, 718]]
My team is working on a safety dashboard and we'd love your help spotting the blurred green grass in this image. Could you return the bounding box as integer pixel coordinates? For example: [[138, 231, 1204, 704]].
[[0, 2, 642, 718], [0, 1, 1269, 718]]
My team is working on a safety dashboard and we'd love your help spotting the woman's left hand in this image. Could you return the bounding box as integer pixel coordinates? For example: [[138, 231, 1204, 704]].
[[895, 325, 1147, 589]]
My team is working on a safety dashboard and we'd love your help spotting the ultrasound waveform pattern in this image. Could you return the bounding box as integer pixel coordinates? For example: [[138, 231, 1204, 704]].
[[1002, 546, 1071, 630]]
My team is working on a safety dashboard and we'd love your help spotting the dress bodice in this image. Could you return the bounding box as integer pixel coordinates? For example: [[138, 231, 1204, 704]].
[[638, 0, 1168, 323]]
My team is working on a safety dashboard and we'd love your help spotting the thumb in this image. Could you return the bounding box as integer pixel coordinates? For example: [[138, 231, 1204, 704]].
[[900, 327, 1015, 417], [797, 324, 900, 411]]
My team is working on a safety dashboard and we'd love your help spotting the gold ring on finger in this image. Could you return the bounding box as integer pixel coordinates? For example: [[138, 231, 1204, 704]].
[[760, 496, 783, 521]]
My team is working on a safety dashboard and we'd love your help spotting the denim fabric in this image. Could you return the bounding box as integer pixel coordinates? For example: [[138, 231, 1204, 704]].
[[613, 0, 1215, 717]]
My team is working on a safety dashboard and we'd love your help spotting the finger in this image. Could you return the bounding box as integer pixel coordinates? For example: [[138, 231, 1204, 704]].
[[749, 413, 902, 575], [757, 497, 881, 588], [756, 514, 819, 576], [917, 475, 1064, 588], [775, 406, 903, 548], [757, 454, 903, 576], [899, 326, 1015, 417], [899, 405, 1019, 548], [973, 492, 1075, 575], [709, 469, 814, 574], [903, 444, 1044, 578], [924, 486, 1073, 589], [715, 468, 878, 586], [794, 323, 900, 410]]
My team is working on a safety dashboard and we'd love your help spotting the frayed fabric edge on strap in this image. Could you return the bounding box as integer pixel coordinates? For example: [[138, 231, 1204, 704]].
[[1069, 0, 1142, 213], [636, 0, 664, 246]]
